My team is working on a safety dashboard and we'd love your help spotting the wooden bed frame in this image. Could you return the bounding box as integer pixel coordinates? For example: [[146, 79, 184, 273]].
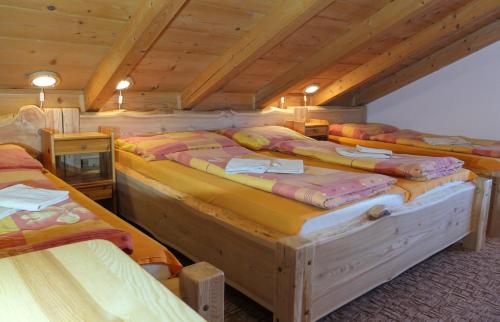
[[78, 106, 490, 321], [114, 164, 490, 322], [0, 105, 225, 322]]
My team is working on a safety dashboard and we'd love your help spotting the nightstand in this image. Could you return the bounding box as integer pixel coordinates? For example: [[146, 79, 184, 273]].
[[285, 119, 329, 140], [41, 129, 115, 202]]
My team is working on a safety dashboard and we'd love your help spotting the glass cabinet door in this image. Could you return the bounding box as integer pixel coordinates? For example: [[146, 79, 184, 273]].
[[55, 151, 112, 185]]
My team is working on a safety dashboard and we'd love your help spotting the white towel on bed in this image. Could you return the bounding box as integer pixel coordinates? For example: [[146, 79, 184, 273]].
[[356, 145, 393, 156], [225, 158, 271, 174], [225, 158, 304, 174], [267, 159, 304, 174], [0, 184, 69, 211], [336, 147, 391, 159], [0, 206, 17, 220]]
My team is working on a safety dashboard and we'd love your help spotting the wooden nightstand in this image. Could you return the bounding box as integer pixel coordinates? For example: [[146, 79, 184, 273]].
[[285, 119, 329, 140], [41, 129, 115, 202]]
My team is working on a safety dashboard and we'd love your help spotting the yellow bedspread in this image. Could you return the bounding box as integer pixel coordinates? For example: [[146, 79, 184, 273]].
[[330, 135, 500, 176], [115, 149, 406, 236], [258, 151, 474, 202]]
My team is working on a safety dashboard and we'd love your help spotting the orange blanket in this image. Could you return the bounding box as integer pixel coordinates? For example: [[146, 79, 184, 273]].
[[0, 170, 132, 256], [0, 168, 182, 276]]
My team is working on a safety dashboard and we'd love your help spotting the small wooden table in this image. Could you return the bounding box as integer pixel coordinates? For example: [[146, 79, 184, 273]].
[[0, 240, 205, 322]]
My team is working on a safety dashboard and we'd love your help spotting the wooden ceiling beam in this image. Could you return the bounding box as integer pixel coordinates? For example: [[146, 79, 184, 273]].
[[84, 0, 187, 111], [313, 0, 500, 105], [355, 19, 500, 105], [254, 0, 439, 108], [180, 0, 337, 110]]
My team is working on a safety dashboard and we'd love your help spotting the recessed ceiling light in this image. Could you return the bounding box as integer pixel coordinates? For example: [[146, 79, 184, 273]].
[[29, 71, 60, 88], [116, 77, 134, 90], [304, 83, 320, 94]]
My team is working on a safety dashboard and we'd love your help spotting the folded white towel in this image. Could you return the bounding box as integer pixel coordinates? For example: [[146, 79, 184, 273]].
[[423, 137, 470, 146], [356, 145, 393, 156], [0, 184, 69, 211], [225, 158, 271, 174], [268, 159, 304, 174], [336, 147, 391, 159], [0, 206, 17, 220]]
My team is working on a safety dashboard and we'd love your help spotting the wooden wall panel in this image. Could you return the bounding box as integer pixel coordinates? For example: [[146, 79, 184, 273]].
[[101, 92, 180, 112], [0, 90, 83, 114]]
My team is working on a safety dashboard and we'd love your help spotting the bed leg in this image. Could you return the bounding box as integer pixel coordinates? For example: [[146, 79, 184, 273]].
[[486, 173, 500, 237], [274, 236, 315, 322], [179, 262, 224, 322], [463, 177, 492, 251]]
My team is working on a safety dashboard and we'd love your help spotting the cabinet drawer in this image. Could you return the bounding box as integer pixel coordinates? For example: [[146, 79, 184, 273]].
[[77, 184, 113, 201], [54, 139, 111, 155], [304, 126, 328, 137]]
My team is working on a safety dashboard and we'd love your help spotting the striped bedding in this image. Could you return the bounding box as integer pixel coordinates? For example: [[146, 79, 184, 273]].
[[0, 169, 133, 258], [219, 126, 464, 181]]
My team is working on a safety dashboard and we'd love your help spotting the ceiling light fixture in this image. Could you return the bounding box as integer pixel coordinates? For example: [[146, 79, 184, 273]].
[[116, 77, 134, 110], [304, 83, 320, 94], [28, 71, 61, 108]]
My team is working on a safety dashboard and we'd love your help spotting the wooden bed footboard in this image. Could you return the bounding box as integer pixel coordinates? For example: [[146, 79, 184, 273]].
[[274, 177, 491, 322], [116, 164, 490, 322]]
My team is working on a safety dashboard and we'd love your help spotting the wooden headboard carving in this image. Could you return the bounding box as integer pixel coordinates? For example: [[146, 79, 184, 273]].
[[0, 105, 366, 150], [80, 106, 366, 137], [80, 110, 234, 137], [0, 105, 46, 152]]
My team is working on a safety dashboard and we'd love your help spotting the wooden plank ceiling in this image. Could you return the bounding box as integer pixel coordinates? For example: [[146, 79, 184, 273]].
[[0, 0, 498, 112]]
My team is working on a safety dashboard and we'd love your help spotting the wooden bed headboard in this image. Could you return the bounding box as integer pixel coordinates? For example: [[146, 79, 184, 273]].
[[0, 105, 366, 150], [80, 106, 366, 137], [0, 105, 46, 153]]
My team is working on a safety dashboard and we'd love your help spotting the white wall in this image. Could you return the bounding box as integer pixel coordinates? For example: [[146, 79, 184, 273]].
[[367, 41, 500, 140]]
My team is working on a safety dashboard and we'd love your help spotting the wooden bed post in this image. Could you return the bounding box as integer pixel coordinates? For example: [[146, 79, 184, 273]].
[[179, 262, 225, 322], [274, 236, 315, 322], [463, 177, 492, 251], [486, 172, 500, 237]]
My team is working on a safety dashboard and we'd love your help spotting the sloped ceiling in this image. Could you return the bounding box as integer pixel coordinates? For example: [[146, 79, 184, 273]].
[[0, 0, 499, 111]]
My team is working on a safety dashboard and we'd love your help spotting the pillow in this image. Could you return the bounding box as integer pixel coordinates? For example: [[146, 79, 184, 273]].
[[115, 131, 238, 161], [329, 123, 399, 140], [0, 144, 43, 170], [218, 126, 311, 150]]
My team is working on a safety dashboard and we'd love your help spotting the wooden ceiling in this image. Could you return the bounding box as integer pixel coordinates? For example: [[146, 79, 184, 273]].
[[0, 0, 499, 111]]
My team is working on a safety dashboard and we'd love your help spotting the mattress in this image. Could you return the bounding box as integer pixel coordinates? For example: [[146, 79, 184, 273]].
[[116, 149, 473, 236], [331, 135, 500, 176], [1, 168, 182, 278]]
